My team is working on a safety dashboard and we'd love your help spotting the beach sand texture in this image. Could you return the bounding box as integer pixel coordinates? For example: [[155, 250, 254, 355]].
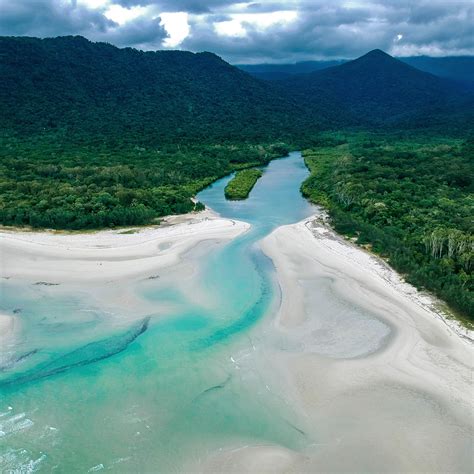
[[237, 214, 474, 473], [1, 208, 472, 473], [0, 210, 249, 284]]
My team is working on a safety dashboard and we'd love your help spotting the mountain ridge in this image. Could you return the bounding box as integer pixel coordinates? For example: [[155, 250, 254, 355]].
[[1, 36, 472, 138], [0, 35, 305, 142], [276, 48, 471, 126], [238, 54, 474, 85]]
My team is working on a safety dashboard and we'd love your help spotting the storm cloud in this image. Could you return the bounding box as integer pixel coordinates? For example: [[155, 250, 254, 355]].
[[0, 0, 472, 62], [0, 0, 168, 49]]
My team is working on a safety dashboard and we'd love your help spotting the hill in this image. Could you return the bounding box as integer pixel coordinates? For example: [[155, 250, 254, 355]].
[[238, 56, 474, 86], [0, 35, 303, 143], [400, 56, 474, 86], [277, 49, 472, 127]]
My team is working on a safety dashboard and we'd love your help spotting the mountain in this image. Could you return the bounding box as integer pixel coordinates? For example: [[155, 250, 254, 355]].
[[277, 49, 472, 126], [1, 38, 471, 143], [0, 35, 303, 143], [238, 60, 346, 81], [400, 56, 474, 86], [238, 56, 474, 86], [0, 37, 472, 232]]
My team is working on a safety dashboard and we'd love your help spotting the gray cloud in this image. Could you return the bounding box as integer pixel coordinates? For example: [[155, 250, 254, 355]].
[[0, 0, 167, 48], [114, 0, 236, 13], [0, 0, 472, 62], [181, 0, 474, 62], [0, 0, 113, 37], [103, 16, 167, 48]]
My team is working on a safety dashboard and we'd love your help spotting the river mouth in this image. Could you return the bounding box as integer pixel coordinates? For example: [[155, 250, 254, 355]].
[[4, 151, 468, 473]]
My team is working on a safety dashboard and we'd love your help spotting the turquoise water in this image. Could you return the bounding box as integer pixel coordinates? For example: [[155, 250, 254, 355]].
[[0, 152, 316, 472]]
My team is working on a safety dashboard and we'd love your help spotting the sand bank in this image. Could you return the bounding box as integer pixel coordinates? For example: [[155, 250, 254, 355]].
[[196, 213, 473, 473], [258, 213, 473, 472], [0, 210, 249, 284], [0, 211, 250, 334]]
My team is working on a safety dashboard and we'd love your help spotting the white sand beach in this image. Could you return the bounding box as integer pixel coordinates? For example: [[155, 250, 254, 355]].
[[1, 208, 472, 473], [0, 210, 250, 337], [223, 213, 473, 473], [0, 210, 249, 284], [195, 212, 473, 473]]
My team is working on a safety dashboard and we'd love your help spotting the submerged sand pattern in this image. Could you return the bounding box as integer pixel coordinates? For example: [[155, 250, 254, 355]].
[[0, 153, 472, 473]]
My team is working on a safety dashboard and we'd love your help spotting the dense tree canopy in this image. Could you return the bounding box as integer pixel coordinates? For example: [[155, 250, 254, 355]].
[[0, 36, 308, 143], [224, 169, 263, 200], [2, 37, 473, 143], [0, 137, 289, 229], [301, 133, 474, 321]]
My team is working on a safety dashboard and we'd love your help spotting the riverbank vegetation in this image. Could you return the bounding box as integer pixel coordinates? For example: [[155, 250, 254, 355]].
[[0, 137, 289, 230], [301, 132, 474, 321], [224, 169, 263, 200]]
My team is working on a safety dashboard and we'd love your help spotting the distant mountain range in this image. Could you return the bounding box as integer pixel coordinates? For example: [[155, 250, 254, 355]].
[[239, 56, 474, 86], [275, 49, 473, 127], [1, 36, 473, 142]]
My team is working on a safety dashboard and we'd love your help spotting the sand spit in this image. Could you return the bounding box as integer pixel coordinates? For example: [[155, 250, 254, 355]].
[[196, 213, 473, 473], [254, 213, 473, 472], [0, 210, 249, 284]]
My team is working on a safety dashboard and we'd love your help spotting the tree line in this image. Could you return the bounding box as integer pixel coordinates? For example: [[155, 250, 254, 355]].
[[301, 132, 474, 321]]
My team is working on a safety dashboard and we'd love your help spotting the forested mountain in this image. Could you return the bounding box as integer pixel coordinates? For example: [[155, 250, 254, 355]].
[[277, 49, 472, 127], [0, 35, 303, 143], [401, 56, 474, 86], [0, 37, 472, 231], [238, 60, 346, 81], [238, 56, 474, 86], [1, 38, 472, 140]]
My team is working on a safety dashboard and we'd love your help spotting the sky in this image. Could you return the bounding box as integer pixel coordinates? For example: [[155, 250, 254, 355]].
[[1, 0, 473, 63]]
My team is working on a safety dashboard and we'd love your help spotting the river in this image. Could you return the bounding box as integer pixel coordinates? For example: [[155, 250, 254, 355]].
[[0, 152, 316, 472]]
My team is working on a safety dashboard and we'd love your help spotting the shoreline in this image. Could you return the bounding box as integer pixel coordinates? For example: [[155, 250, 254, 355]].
[[0, 209, 250, 284], [230, 211, 474, 472], [2, 204, 472, 472], [260, 210, 473, 401], [191, 209, 473, 472], [305, 211, 473, 342]]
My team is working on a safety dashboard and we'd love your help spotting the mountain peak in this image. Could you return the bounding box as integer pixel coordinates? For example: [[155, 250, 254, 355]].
[[360, 49, 393, 60], [347, 48, 411, 71]]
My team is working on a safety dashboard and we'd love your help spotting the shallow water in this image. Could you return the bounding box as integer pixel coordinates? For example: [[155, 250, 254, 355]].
[[0, 152, 394, 472]]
